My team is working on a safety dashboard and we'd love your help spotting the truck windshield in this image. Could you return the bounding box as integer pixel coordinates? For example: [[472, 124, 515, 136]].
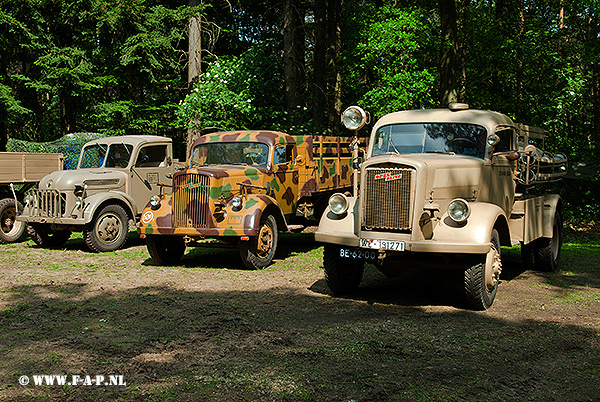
[[79, 143, 133, 168], [190, 142, 270, 168], [372, 123, 487, 159]]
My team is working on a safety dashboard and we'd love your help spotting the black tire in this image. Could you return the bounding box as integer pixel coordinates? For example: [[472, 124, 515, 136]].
[[239, 214, 278, 269], [0, 198, 26, 244], [464, 229, 502, 310], [323, 244, 364, 295], [27, 223, 71, 248], [536, 211, 562, 272], [146, 235, 186, 265], [84, 204, 129, 252], [520, 240, 537, 270]]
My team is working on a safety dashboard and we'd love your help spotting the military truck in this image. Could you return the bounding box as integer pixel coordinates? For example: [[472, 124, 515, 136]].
[[0, 152, 63, 243], [138, 130, 361, 269], [315, 104, 567, 310], [18, 135, 181, 252]]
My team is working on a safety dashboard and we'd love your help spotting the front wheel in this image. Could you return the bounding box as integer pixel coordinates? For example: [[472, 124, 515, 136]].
[[464, 229, 502, 310], [27, 223, 71, 248], [84, 204, 129, 252], [239, 214, 278, 269], [146, 235, 186, 265], [0, 198, 26, 244], [323, 244, 364, 295]]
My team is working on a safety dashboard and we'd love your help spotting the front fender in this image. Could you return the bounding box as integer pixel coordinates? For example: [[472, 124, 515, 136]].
[[83, 191, 136, 224], [542, 194, 561, 238], [433, 202, 508, 251], [314, 196, 360, 247], [242, 194, 286, 234]]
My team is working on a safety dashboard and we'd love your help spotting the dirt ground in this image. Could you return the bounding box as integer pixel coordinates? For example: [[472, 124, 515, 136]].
[[0, 224, 599, 402]]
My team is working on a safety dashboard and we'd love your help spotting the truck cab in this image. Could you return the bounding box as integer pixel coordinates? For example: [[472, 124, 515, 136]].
[[18, 135, 178, 252]]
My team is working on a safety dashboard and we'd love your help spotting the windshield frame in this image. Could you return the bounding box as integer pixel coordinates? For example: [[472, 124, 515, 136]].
[[370, 122, 489, 159], [189, 141, 271, 169], [78, 143, 134, 169]]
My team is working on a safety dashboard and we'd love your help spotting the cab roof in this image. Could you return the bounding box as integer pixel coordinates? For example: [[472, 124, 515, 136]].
[[373, 108, 515, 134], [85, 135, 170, 148], [192, 131, 293, 148]]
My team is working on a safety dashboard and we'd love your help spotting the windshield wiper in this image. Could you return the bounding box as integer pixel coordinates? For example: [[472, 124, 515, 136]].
[[388, 136, 401, 155], [426, 150, 455, 155]]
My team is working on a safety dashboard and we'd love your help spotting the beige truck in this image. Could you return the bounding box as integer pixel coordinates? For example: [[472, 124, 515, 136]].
[[315, 104, 567, 310], [18, 135, 181, 252], [0, 153, 63, 243]]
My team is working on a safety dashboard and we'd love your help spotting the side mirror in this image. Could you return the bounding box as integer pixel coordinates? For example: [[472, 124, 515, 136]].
[[295, 154, 305, 166]]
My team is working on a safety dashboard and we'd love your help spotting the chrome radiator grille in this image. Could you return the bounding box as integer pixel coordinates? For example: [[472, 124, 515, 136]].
[[362, 167, 414, 230], [29, 189, 66, 218], [173, 173, 210, 228]]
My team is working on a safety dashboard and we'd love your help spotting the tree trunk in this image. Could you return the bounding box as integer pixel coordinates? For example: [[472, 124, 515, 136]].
[[283, 0, 305, 120], [312, 0, 327, 128], [326, 0, 342, 131], [186, 0, 202, 159], [439, 0, 458, 106]]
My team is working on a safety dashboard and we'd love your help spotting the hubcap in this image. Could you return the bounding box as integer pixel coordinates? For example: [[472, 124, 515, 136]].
[[256, 223, 273, 258], [96, 213, 122, 245], [1, 207, 20, 235], [485, 243, 502, 292]]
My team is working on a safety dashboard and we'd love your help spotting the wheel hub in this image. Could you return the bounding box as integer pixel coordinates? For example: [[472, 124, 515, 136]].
[[485, 243, 502, 292], [1, 208, 17, 234], [96, 214, 121, 244], [256, 224, 273, 258]]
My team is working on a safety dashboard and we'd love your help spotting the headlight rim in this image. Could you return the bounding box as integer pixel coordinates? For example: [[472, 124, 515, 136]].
[[149, 195, 161, 208], [231, 196, 243, 211], [329, 193, 349, 215], [447, 198, 470, 223]]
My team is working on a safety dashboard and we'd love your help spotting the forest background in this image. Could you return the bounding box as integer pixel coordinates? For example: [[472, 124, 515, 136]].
[[1, 0, 599, 220]]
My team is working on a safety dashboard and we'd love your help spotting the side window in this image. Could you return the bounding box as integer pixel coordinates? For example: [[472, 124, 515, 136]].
[[495, 129, 513, 152], [136, 145, 167, 167], [273, 145, 294, 165]]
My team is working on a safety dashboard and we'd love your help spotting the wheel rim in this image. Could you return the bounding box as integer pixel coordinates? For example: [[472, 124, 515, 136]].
[[256, 222, 273, 258], [95, 212, 123, 245], [485, 242, 502, 293], [1, 206, 21, 236]]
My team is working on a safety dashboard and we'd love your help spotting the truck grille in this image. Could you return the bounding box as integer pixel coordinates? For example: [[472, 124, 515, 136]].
[[173, 173, 210, 228], [29, 189, 66, 218], [362, 167, 414, 231]]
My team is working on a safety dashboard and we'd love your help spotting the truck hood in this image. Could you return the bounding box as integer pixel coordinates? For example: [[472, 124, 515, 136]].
[[365, 153, 485, 200], [178, 165, 269, 197], [38, 169, 128, 191]]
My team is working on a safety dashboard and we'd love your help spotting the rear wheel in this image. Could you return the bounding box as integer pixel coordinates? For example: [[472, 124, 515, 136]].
[[464, 229, 502, 310], [0, 198, 26, 244], [146, 235, 186, 265], [239, 214, 278, 269], [84, 204, 129, 252], [323, 244, 364, 295], [27, 223, 71, 248], [536, 211, 562, 272]]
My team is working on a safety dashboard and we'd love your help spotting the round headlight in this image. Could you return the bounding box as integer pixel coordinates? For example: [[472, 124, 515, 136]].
[[341, 106, 368, 131], [329, 193, 349, 215], [149, 195, 161, 207], [448, 198, 470, 223], [231, 196, 242, 210]]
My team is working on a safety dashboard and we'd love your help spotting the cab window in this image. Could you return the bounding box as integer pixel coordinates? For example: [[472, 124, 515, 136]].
[[136, 145, 167, 167], [273, 145, 294, 165]]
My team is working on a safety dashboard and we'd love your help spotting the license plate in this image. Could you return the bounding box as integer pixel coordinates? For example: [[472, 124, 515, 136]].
[[359, 238, 405, 251], [339, 247, 378, 260]]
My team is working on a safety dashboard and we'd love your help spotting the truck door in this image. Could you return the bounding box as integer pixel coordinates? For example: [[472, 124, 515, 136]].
[[486, 128, 517, 215], [130, 143, 172, 214], [272, 144, 298, 215]]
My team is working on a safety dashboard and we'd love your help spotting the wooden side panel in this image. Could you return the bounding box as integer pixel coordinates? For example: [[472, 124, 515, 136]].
[[0, 153, 63, 184]]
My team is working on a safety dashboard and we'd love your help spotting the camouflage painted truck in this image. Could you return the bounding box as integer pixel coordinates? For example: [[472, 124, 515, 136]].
[[137, 130, 359, 269], [18, 135, 181, 252], [0, 152, 63, 243], [315, 104, 567, 310]]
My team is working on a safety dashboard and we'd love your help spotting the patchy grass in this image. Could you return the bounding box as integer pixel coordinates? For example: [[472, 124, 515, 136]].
[[0, 226, 599, 401]]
